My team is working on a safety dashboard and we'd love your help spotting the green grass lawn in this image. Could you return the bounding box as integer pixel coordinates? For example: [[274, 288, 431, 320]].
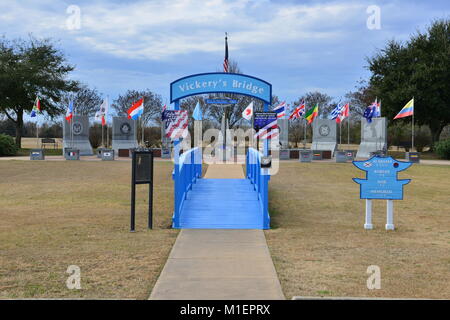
[[0, 160, 178, 299], [265, 161, 450, 299], [1, 159, 448, 299]]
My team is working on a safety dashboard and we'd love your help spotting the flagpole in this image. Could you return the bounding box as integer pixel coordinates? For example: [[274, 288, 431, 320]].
[[142, 98, 145, 148], [36, 121, 39, 148], [101, 119, 104, 147], [339, 121, 342, 150], [71, 101, 74, 149], [106, 95, 109, 148], [347, 116, 350, 147], [412, 97, 414, 152]]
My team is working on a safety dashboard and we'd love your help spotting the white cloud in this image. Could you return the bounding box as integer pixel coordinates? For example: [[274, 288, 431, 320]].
[[0, 0, 369, 60]]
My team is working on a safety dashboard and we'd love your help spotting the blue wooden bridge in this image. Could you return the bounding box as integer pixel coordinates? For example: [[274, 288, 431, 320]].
[[172, 148, 270, 229], [169, 72, 274, 229]]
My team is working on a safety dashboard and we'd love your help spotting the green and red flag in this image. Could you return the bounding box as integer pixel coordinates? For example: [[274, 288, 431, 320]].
[[305, 104, 319, 124]]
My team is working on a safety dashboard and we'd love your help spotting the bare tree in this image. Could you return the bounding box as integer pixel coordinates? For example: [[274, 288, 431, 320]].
[[112, 89, 163, 125], [60, 83, 102, 117], [292, 91, 334, 118]]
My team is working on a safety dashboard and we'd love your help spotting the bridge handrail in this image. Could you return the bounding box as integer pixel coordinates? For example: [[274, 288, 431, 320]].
[[246, 147, 270, 229], [172, 147, 202, 227]]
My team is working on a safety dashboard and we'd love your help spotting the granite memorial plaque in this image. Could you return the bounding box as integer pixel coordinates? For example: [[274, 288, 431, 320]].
[[312, 119, 337, 156], [356, 118, 387, 159], [63, 115, 93, 156], [112, 117, 138, 155]]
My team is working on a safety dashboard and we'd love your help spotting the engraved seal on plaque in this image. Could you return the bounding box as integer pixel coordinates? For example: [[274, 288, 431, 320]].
[[72, 122, 83, 135], [319, 124, 330, 137], [120, 123, 132, 135]]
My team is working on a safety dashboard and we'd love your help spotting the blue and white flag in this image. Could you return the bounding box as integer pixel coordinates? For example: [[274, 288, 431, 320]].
[[192, 101, 202, 120], [373, 99, 381, 117], [329, 103, 343, 120]]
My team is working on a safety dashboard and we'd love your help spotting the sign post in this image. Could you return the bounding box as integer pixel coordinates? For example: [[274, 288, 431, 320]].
[[353, 155, 412, 230], [130, 150, 154, 232]]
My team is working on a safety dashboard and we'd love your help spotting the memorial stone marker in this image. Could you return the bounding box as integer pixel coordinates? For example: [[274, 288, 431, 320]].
[[335, 151, 347, 163], [101, 149, 115, 161], [64, 148, 80, 160], [299, 150, 312, 162], [312, 119, 337, 156], [312, 150, 323, 160], [30, 149, 44, 160], [63, 115, 93, 156], [356, 118, 387, 159], [112, 117, 138, 155]]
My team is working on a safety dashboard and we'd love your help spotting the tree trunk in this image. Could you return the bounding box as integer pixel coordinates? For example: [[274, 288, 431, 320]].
[[14, 109, 23, 148], [429, 124, 444, 151]]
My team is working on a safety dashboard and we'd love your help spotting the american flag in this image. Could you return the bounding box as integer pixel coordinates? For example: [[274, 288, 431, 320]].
[[273, 101, 286, 118], [223, 33, 229, 73], [254, 113, 279, 140], [162, 110, 189, 140], [289, 101, 305, 120]]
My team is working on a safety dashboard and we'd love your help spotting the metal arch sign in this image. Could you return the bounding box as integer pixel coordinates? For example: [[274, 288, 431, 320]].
[[352, 155, 413, 200], [170, 72, 272, 104]]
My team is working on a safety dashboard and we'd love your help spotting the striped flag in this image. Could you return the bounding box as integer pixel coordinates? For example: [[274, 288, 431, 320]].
[[273, 101, 286, 118], [305, 104, 319, 124], [162, 110, 189, 140], [65, 100, 74, 122], [394, 98, 414, 119], [254, 115, 278, 140], [127, 98, 144, 120], [223, 33, 229, 73], [329, 103, 343, 120], [289, 101, 305, 120]]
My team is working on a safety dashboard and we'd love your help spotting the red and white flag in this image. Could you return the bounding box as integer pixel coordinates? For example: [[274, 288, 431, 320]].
[[289, 101, 305, 120], [242, 101, 253, 121], [95, 98, 108, 126], [162, 110, 189, 140], [336, 103, 349, 123], [254, 117, 279, 140], [273, 101, 286, 118]]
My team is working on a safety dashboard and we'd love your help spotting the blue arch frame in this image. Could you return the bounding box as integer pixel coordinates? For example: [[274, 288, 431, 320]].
[[170, 72, 272, 104]]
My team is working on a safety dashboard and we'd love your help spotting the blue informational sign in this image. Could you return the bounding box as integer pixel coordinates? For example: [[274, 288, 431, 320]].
[[171, 72, 272, 103], [254, 112, 277, 132], [353, 156, 412, 200]]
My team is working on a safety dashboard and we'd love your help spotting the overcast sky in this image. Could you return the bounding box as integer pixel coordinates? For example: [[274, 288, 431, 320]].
[[1, 0, 449, 109]]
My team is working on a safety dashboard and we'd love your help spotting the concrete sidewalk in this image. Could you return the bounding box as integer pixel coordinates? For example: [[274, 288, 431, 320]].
[[149, 163, 284, 300], [203, 163, 245, 178], [149, 229, 285, 300]]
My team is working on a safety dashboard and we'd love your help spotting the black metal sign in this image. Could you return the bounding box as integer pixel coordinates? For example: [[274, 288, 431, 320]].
[[131, 150, 154, 231]]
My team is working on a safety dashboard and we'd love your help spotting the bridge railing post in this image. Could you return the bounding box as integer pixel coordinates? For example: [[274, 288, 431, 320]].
[[246, 147, 271, 229], [173, 147, 202, 228]]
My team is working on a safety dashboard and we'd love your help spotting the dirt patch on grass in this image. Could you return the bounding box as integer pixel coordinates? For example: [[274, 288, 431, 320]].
[[0, 160, 177, 299], [265, 162, 450, 299]]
